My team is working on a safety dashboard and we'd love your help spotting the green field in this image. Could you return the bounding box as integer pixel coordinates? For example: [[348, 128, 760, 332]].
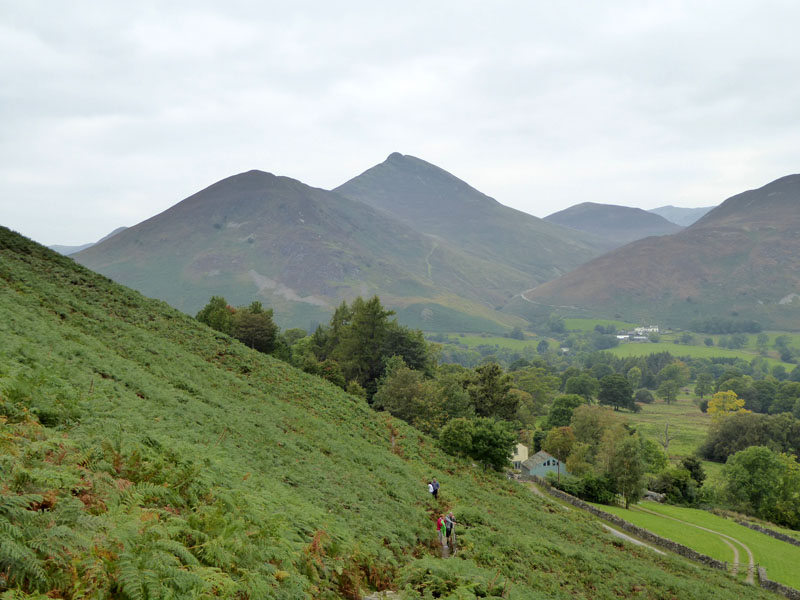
[[444, 333, 544, 351], [593, 503, 733, 561], [626, 396, 711, 459], [595, 502, 800, 589], [564, 318, 639, 332], [608, 341, 793, 369]]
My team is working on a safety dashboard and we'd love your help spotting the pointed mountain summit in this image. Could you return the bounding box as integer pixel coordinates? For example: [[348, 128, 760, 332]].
[[75, 169, 534, 331], [524, 174, 800, 329], [544, 202, 682, 248], [335, 153, 608, 281]]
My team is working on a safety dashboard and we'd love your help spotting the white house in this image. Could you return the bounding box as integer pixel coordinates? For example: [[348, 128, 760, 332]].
[[633, 325, 659, 335], [511, 443, 529, 470]]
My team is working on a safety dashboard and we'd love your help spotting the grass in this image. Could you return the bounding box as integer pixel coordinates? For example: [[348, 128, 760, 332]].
[[591, 503, 733, 562], [444, 334, 543, 351], [618, 502, 800, 590], [0, 225, 771, 599], [624, 396, 727, 481], [608, 341, 794, 369], [626, 396, 712, 459], [564, 318, 639, 332]]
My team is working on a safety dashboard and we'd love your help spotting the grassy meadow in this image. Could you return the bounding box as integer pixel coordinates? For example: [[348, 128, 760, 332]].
[[597, 502, 800, 589], [625, 396, 711, 459], [444, 333, 543, 351], [0, 225, 772, 599], [607, 341, 793, 369], [563, 318, 639, 332]]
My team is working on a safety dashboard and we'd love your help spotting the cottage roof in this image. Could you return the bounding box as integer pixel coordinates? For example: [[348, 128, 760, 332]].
[[521, 450, 557, 470]]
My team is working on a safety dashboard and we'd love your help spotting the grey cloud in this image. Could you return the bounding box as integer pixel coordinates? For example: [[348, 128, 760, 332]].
[[2, 1, 800, 244]]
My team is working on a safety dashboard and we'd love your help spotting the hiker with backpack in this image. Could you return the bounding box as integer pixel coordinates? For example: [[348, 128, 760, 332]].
[[432, 478, 440, 500], [436, 514, 446, 546], [444, 512, 456, 548]]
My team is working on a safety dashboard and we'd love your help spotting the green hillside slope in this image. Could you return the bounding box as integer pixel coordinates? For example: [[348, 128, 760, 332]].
[[0, 226, 766, 599]]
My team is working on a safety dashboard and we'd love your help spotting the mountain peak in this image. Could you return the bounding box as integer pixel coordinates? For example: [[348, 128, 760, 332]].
[[691, 172, 800, 229], [544, 202, 682, 249]]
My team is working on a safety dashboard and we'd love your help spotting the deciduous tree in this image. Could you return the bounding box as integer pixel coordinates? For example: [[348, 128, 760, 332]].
[[545, 394, 585, 430], [694, 372, 714, 399], [598, 374, 634, 411], [196, 295, 234, 336], [657, 379, 680, 405], [564, 373, 599, 403], [601, 430, 646, 508], [707, 390, 749, 422]]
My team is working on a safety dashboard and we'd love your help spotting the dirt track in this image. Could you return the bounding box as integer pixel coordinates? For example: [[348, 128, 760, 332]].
[[635, 505, 754, 584]]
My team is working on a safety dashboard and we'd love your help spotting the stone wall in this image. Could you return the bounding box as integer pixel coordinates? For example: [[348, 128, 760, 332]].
[[737, 521, 800, 548], [523, 476, 727, 571], [525, 476, 800, 598], [757, 567, 800, 600]]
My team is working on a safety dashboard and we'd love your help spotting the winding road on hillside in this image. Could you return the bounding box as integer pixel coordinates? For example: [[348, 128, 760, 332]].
[[635, 505, 755, 584]]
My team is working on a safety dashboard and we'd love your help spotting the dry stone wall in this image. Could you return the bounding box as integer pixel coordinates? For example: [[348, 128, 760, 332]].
[[523, 476, 727, 570], [757, 567, 800, 600], [737, 521, 800, 547], [525, 476, 800, 599]]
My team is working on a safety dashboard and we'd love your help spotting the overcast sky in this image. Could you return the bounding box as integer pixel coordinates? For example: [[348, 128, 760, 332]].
[[3, 1, 800, 245]]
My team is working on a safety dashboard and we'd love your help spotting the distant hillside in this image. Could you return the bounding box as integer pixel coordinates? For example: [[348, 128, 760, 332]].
[[544, 202, 682, 248], [524, 174, 800, 330], [0, 225, 767, 599], [49, 226, 127, 255], [74, 171, 529, 332], [335, 153, 608, 280], [649, 205, 715, 226]]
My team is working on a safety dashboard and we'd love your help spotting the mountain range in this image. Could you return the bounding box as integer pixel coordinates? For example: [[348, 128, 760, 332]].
[[524, 174, 800, 329], [68, 155, 800, 332], [75, 155, 606, 331]]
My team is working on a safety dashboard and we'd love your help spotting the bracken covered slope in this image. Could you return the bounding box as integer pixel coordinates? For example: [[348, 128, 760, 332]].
[[0, 225, 766, 599]]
